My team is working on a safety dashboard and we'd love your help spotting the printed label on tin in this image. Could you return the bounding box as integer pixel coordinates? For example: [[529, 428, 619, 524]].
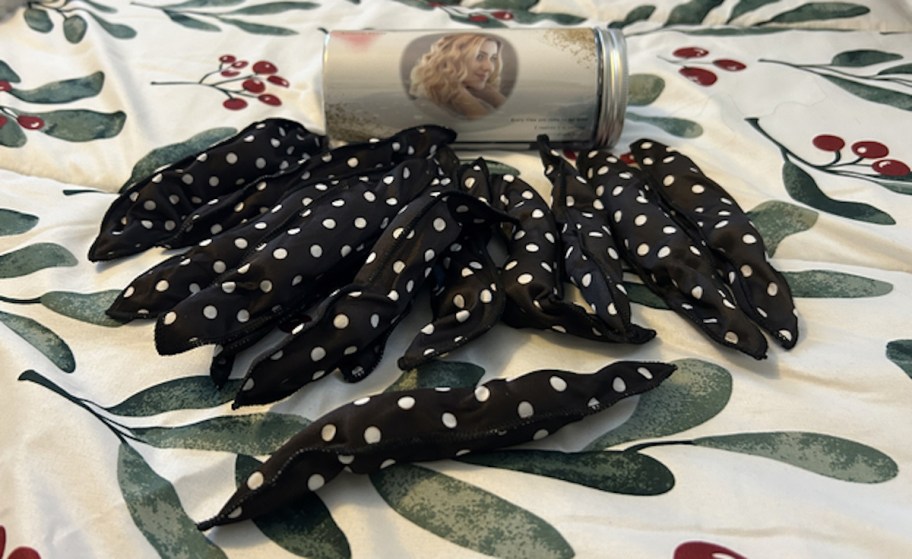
[[323, 28, 605, 147]]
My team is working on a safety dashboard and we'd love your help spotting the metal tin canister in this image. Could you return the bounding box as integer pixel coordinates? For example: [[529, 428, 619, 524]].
[[322, 27, 628, 149]]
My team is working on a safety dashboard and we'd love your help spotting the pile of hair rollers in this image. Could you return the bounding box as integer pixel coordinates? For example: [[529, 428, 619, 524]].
[[89, 118, 797, 528]]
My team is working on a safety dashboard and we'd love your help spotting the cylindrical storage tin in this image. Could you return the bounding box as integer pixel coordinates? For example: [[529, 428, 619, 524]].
[[322, 27, 628, 149]]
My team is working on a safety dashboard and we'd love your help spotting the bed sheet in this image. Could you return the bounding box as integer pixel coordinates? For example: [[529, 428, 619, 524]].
[[2, 1, 912, 557]]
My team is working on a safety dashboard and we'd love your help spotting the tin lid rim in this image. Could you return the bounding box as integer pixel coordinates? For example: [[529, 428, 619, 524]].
[[594, 27, 628, 149]]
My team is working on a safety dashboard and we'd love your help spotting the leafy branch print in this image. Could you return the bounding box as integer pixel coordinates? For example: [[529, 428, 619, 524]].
[[391, 0, 585, 27], [0, 208, 125, 372], [17, 353, 900, 557], [761, 49, 912, 112], [748, 117, 908, 224], [0, 61, 125, 147], [133, 0, 318, 35], [23, 0, 136, 42], [614, 0, 871, 34]]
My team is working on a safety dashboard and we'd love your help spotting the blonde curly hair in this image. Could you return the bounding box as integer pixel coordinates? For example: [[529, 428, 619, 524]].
[[409, 34, 503, 109]]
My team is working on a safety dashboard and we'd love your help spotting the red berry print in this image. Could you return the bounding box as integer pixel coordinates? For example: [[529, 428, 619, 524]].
[[252, 60, 278, 75], [812, 134, 845, 152], [16, 115, 45, 130], [242, 79, 266, 93], [468, 13, 489, 22], [673, 47, 709, 59], [0, 115, 7, 128], [0, 80, 12, 92], [872, 159, 911, 177], [0, 525, 43, 559], [679, 67, 718, 86], [154, 54, 288, 111], [492, 10, 513, 20], [674, 540, 748, 559], [223, 98, 248, 110], [258, 93, 281, 106], [851, 140, 889, 159], [713, 59, 747, 71]]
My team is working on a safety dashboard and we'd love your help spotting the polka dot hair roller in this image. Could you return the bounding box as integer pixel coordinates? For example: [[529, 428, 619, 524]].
[[629, 140, 799, 349], [196, 359, 677, 531], [399, 160, 507, 370], [489, 173, 650, 344], [89, 119, 326, 262], [575, 149, 769, 359], [147, 156, 445, 357], [231, 187, 515, 408], [538, 137, 654, 344], [164, 125, 458, 251]]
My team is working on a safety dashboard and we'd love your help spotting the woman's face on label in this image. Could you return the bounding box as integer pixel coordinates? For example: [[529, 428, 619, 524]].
[[463, 40, 499, 90]]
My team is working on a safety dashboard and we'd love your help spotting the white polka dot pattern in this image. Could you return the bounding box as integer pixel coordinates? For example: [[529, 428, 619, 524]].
[[232, 186, 511, 408], [576, 146, 769, 359], [399, 161, 506, 370], [538, 140, 655, 345], [630, 140, 799, 349], [90, 119, 326, 261], [196, 360, 676, 531], [491, 172, 645, 344]]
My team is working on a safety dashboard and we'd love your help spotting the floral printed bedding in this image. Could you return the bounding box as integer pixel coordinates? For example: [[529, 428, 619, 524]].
[[2, 0, 911, 557]]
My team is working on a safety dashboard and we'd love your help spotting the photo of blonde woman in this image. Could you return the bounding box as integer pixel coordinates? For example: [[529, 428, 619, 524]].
[[408, 33, 511, 120]]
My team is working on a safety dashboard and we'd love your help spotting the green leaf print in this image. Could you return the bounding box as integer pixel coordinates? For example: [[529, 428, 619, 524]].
[[608, 5, 656, 29], [118, 443, 228, 559], [458, 449, 675, 495], [84, 11, 137, 39], [746, 200, 819, 256], [626, 112, 704, 138], [584, 359, 731, 450], [156, 0, 246, 9], [781, 270, 892, 298], [63, 14, 89, 43], [215, 17, 297, 35], [165, 11, 222, 31], [0, 209, 39, 236], [37, 109, 127, 141], [0, 118, 26, 148], [371, 464, 574, 559], [692, 432, 898, 483], [0, 310, 76, 372], [758, 2, 870, 25], [131, 413, 310, 455], [666, 0, 724, 25], [885, 340, 912, 379], [820, 74, 912, 112], [235, 455, 351, 559], [7, 71, 105, 104], [0, 60, 21, 82], [727, 0, 781, 23], [24, 7, 54, 32], [0, 243, 78, 279], [40, 290, 127, 327], [781, 161, 894, 225], [628, 74, 665, 106], [122, 127, 238, 191], [878, 63, 912, 76], [624, 281, 669, 310], [830, 49, 903, 67], [224, 1, 318, 15], [386, 360, 486, 393], [106, 376, 244, 416]]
